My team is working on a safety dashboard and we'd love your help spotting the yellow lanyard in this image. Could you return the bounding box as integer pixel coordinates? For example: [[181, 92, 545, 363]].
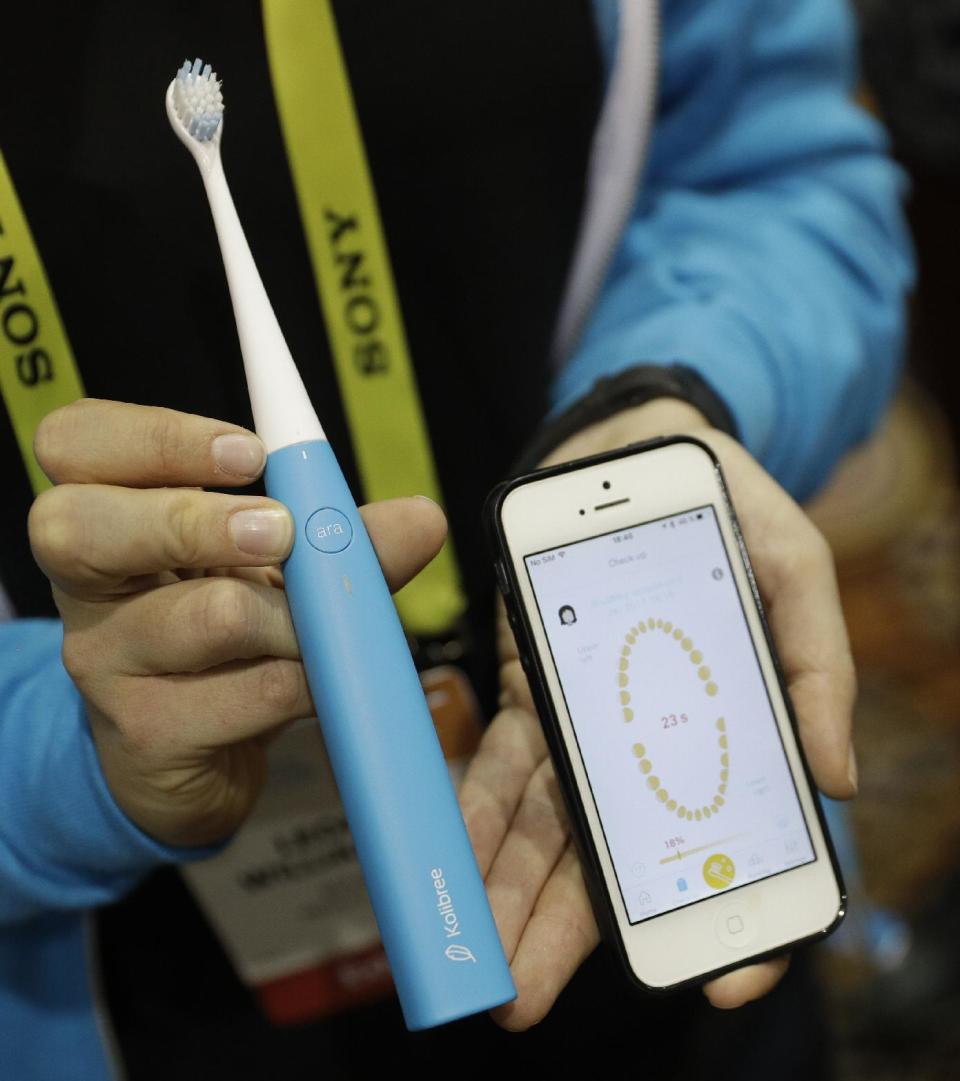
[[1, 10, 466, 638], [262, 0, 466, 638], [0, 150, 86, 495]]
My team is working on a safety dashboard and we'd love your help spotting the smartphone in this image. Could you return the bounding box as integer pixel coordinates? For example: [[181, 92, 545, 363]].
[[485, 436, 845, 992]]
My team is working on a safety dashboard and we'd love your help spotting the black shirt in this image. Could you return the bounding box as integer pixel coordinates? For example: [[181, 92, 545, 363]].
[[0, 4, 828, 1077]]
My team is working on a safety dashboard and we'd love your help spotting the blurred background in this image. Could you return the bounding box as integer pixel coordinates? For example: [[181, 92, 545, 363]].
[[805, 3, 960, 1077]]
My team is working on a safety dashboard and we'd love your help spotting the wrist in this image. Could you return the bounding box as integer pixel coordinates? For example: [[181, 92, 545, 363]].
[[513, 362, 737, 476], [539, 398, 712, 468]]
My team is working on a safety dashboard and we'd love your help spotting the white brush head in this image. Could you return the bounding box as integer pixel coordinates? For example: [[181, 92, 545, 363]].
[[163, 55, 325, 449], [166, 58, 224, 168]]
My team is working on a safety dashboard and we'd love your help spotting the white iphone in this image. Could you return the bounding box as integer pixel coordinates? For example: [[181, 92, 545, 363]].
[[485, 436, 845, 991]]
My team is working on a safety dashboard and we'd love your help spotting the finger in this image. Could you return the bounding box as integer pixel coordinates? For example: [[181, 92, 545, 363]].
[[34, 398, 267, 487], [495, 596, 518, 665], [700, 434, 857, 799], [497, 659, 537, 715], [105, 657, 314, 759], [483, 758, 571, 959], [69, 576, 301, 676], [30, 485, 294, 598], [758, 529, 857, 799], [458, 706, 549, 875], [358, 496, 447, 592], [489, 844, 599, 1032], [702, 955, 791, 1009], [204, 564, 286, 589], [494, 601, 538, 713], [31, 490, 446, 602]]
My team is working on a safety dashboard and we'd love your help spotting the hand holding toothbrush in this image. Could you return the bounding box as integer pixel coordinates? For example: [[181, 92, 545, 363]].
[[164, 58, 515, 1025], [28, 397, 447, 848]]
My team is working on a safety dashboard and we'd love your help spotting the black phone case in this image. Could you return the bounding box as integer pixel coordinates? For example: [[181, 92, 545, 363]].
[[483, 435, 846, 994]]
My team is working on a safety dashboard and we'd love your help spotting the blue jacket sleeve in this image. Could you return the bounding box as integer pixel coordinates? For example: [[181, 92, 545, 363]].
[[0, 619, 210, 923], [555, 0, 914, 499]]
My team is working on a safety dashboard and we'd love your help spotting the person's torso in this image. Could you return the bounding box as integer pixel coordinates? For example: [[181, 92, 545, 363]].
[[1, 4, 606, 1076]]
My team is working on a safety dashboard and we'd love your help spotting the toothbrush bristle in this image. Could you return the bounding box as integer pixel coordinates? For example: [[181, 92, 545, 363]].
[[172, 57, 224, 142]]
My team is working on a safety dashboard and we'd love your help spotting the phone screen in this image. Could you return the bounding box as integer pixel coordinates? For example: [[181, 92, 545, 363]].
[[524, 505, 816, 924]]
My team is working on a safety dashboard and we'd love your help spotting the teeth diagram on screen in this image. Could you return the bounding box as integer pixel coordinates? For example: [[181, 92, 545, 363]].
[[618, 617, 728, 823], [524, 504, 816, 922]]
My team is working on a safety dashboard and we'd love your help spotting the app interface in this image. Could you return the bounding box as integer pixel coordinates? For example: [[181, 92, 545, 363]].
[[525, 506, 815, 923]]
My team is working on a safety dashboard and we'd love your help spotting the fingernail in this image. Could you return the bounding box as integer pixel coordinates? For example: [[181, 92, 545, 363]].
[[414, 494, 440, 507], [213, 434, 266, 479], [847, 744, 859, 795], [229, 509, 291, 556]]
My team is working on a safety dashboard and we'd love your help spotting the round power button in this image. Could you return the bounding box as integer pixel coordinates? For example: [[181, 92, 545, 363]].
[[305, 508, 353, 553]]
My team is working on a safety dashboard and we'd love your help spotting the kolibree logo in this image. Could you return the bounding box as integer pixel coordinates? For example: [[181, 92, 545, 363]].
[[431, 867, 477, 961], [445, 944, 476, 963]]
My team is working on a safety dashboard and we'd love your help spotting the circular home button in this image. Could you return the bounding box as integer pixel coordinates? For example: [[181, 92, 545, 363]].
[[714, 903, 758, 950], [305, 508, 353, 553]]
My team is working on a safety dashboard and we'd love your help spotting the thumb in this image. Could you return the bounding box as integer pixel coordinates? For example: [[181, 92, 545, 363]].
[[359, 496, 448, 592]]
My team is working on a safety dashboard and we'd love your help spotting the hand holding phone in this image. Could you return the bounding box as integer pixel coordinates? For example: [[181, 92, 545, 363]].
[[458, 405, 856, 1027]]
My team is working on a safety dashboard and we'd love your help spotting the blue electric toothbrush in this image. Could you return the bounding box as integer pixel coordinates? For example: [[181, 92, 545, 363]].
[[165, 58, 515, 1029]]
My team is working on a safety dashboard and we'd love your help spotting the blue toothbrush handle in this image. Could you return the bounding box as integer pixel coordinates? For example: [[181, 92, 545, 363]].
[[264, 439, 515, 1029]]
